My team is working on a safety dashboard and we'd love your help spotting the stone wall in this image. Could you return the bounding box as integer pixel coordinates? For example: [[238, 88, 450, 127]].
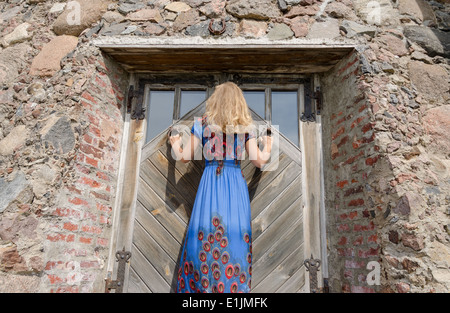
[[0, 0, 448, 293], [0, 0, 129, 292], [321, 0, 449, 292]]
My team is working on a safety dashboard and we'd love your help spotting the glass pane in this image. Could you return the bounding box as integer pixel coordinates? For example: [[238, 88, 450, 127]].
[[243, 91, 265, 119], [180, 90, 207, 118], [146, 90, 174, 143], [272, 91, 299, 146]]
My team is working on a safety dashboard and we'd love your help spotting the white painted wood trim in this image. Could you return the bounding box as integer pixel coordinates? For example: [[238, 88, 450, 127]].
[[315, 74, 329, 282]]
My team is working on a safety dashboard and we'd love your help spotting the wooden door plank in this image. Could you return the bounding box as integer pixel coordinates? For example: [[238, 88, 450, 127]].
[[246, 156, 292, 204], [135, 201, 181, 258], [128, 267, 152, 293], [253, 197, 303, 262], [252, 184, 302, 243], [275, 264, 306, 293], [139, 160, 192, 222], [252, 216, 303, 287], [136, 178, 187, 242], [243, 152, 290, 186], [252, 245, 304, 293], [250, 161, 301, 220], [148, 151, 198, 205], [130, 244, 170, 293], [133, 222, 177, 286], [158, 142, 205, 179]]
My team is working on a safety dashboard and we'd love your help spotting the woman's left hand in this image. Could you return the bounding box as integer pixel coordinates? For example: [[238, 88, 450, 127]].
[[169, 134, 181, 146]]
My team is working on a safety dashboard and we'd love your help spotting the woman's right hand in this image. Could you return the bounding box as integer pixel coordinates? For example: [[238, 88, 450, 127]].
[[261, 135, 272, 153]]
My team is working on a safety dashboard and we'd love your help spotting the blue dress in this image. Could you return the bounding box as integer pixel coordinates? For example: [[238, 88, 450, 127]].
[[176, 117, 253, 293]]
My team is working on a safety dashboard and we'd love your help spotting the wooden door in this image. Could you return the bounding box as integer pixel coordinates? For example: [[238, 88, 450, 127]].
[[126, 84, 305, 293]]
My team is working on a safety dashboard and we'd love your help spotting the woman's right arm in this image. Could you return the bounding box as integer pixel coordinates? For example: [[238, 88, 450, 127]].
[[245, 136, 272, 168]]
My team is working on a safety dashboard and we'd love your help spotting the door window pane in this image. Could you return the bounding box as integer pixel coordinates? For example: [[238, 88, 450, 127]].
[[180, 90, 207, 118], [272, 91, 298, 146], [146, 90, 174, 143], [243, 91, 265, 119]]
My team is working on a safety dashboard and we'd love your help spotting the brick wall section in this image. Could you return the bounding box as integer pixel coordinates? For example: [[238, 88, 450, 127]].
[[321, 50, 381, 293], [43, 52, 128, 293]]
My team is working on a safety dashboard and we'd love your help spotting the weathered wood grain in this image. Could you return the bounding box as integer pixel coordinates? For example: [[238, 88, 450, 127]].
[[133, 222, 177, 287], [130, 244, 170, 293], [100, 46, 354, 74], [136, 178, 187, 242]]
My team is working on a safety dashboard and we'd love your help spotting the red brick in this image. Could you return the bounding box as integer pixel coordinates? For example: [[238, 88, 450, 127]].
[[68, 197, 88, 206], [336, 115, 348, 126], [348, 198, 364, 207], [78, 177, 101, 188], [89, 125, 101, 137], [368, 234, 378, 243], [86, 113, 99, 126], [353, 236, 364, 246], [96, 171, 110, 181], [337, 180, 349, 189], [81, 225, 102, 235], [351, 116, 366, 129], [79, 236, 93, 244], [338, 56, 358, 75], [338, 224, 350, 232], [83, 133, 93, 144], [97, 237, 108, 246], [96, 203, 112, 213], [84, 155, 98, 167], [344, 150, 364, 165], [81, 91, 96, 105], [332, 126, 345, 140], [359, 103, 368, 113], [90, 191, 110, 201], [47, 274, 64, 285], [354, 221, 375, 232], [365, 156, 379, 166], [80, 261, 100, 269], [338, 236, 348, 245], [361, 122, 373, 133], [99, 215, 110, 225], [63, 222, 78, 232], [337, 135, 349, 148], [80, 143, 103, 159], [52, 208, 81, 219], [358, 247, 379, 258], [344, 186, 363, 197], [95, 75, 108, 89]]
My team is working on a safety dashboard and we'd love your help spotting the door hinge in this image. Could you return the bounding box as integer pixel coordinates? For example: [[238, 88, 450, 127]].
[[127, 85, 146, 120], [313, 87, 322, 115], [105, 248, 132, 293], [304, 254, 321, 293]]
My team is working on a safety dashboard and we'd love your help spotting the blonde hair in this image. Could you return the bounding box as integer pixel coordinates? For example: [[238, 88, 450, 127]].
[[205, 82, 254, 133]]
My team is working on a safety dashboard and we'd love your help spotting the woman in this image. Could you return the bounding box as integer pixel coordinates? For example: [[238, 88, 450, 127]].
[[169, 82, 273, 293]]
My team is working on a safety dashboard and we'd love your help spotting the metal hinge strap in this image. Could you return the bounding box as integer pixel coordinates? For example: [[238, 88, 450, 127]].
[[127, 85, 146, 120], [304, 254, 321, 293], [105, 248, 131, 293]]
